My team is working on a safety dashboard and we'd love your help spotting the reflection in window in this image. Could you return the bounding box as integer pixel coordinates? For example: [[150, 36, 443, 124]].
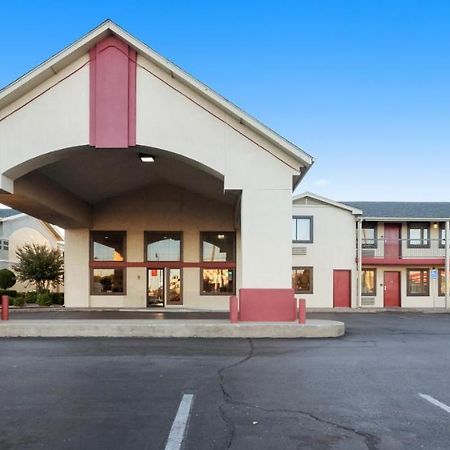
[[91, 231, 125, 261], [292, 267, 313, 294], [407, 269, 429, 296], [92, 268, 125, 294], [168, 269, 182, 304], [146, 232, 181, 261], [201, 232, 235, 262], [292, 217, 313, 242], [362, 269, 376, 295], [202, 269, 234, 295], [362, 223, 377, 248], [408, 223, 430, 248]]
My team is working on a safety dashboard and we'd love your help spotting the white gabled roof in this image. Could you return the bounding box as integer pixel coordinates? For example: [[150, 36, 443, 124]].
[[0, 20, 313, 168], [293, 192, 363, 215]]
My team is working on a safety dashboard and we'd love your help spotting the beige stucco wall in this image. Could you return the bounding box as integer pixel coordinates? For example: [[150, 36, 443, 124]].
[[65, 184, 237, 310], [136, 59, 295, 291], [1, 48, 305, 308], [0, 58, 90, 181], [292, 198, 358, 308]]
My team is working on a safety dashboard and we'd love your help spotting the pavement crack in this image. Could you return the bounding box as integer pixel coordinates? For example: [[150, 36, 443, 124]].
[[216, 338, 379, 450], [251, 404, 380, 450], [217, 338, 254, 449]]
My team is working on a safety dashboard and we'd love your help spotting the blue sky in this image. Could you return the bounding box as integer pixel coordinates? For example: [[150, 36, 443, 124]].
[[1, 0, 449, 201]]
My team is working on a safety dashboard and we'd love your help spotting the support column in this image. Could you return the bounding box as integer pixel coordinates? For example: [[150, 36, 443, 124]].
[[357, 218, 363, 308], [445, 221, 449, 309], [240, 188, 291, 288], [64, 229, 90, 308]]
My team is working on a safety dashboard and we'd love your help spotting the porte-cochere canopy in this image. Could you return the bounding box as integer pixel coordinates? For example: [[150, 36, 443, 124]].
[[0, 20, 314, 312]]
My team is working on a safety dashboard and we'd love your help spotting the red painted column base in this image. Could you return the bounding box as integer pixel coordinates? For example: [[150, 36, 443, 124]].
[[1, 295, 9, 321], [238, 288, 297, 322], [298, 298, 306, 324], [229, 296, 239, 323]]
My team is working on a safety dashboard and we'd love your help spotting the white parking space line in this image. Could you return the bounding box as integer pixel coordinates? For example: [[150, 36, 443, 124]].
[[419, 393, 450, 414], [165, 394, 195, 450]]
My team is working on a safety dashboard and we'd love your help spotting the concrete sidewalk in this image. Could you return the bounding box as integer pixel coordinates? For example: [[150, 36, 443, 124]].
[[0, 319, 344, 338]]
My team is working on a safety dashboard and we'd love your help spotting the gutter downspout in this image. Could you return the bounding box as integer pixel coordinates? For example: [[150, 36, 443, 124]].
[[357, 217, 363, 309], [445, 220, 449, 309]]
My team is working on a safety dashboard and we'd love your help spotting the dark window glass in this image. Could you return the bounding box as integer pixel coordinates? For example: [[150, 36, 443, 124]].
[[292, 217, 313, 242], [146, 232, 181, 261], [201, 232, 235, 262], [362, 269, 376, 295], [92, 269, 125, 294], [91, 231, 125, 261], [362, 223, 377, 248], [292, 267, 313, 294], [201, 269, 234, 295], [407, 269, 429, 296], [408, 223, 430, 248]]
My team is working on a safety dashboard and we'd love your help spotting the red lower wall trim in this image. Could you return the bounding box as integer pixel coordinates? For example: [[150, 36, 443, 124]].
[[89, 261, 236, 269], [238, 288, 297, 322], [362, 258, 445, 266]]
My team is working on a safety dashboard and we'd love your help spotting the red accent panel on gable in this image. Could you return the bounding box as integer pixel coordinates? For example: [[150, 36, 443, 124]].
[[89, 36, 137, 148]]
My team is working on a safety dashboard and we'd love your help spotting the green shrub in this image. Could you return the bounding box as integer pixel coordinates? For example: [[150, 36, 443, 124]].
[[0, 269, 16, 290], [13, 296, 25, 307], [50, 292, 64, 305], [13, 244, 63, 292], [0, 290, 18, 298], [24, 291, 38, 303], [36, 292, 52, 307]]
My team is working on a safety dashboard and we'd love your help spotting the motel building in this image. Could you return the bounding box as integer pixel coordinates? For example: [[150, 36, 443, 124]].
[[0, 21, 314, 312], [292, 193, 450, 309]]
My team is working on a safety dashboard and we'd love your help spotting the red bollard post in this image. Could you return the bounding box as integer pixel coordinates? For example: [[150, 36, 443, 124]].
[[1, 295, 9, 321], [229, 295, 239, 323], [298, 298, 306, 324]]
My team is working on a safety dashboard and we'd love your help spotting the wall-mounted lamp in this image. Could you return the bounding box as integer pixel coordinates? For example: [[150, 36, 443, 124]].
[[139, 154, 155, 163], [433, 222, 438, 229]]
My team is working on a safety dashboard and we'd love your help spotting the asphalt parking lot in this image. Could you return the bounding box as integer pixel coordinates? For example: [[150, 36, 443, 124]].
[[1, 312, 450, 449]]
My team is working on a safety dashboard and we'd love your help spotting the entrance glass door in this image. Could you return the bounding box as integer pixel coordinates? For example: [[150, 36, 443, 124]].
[[147, 268, 182, 307], [167, 269, 182, 305], [148, 269, 164, 307]]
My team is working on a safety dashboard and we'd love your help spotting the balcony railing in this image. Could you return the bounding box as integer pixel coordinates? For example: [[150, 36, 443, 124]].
[[359, 238, 446, 259]]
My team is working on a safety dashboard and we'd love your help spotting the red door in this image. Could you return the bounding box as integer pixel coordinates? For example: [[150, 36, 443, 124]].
[[384, 223, 401, 259], [333, 270, 351, 307], [384, 271, 401, 307]]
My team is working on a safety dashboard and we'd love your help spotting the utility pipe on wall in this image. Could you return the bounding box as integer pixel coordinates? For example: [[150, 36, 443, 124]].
[[357, 218, 363, 308], [445, 221, 449, 309]]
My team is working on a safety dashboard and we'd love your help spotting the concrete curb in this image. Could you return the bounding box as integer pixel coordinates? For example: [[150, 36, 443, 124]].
[[0, 319, 345, 339]]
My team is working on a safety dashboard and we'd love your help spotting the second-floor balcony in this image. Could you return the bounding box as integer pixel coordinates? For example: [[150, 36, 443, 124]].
[[360, 238, 447, 263]]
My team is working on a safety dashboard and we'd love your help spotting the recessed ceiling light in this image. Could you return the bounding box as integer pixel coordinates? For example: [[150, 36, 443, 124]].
[[140, 154, 155, 163]]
